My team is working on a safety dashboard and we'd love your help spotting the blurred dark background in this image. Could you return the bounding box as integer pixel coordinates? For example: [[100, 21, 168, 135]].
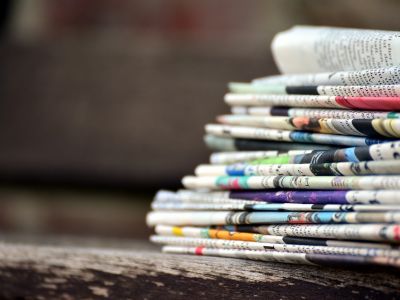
[[0, 0, 399, 240]]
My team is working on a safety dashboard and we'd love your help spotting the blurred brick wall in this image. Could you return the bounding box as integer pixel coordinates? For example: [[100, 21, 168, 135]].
[[0, 0, 399, 189]]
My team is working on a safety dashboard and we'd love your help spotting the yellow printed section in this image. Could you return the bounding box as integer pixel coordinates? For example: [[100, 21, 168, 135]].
[[372, 119, 391, 137], [172, 226, 184, 236], [318, 119, 337, 134], [372, 119, 400, 137], [208, 229, 257, 242]]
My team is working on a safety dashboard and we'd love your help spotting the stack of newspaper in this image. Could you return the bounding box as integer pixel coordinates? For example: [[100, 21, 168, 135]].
[[147, 26, 400, 268]]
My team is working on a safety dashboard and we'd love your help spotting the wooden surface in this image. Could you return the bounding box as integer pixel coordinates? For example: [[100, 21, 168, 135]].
[[0, 237, 399, 299]]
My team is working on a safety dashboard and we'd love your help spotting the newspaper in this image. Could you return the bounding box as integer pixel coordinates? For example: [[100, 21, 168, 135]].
[[162, 246, 400, 268], [231, 106, 400, 120], [205, 124, 392, 146], [221, 140, 400, 165], [146, 210, 400, 226], [204, 135, 335, 151], [229, 82, 400, 97], [226, 224, 400, 243], [155, 224, 399, 245], [152, 201, 400, 212], [272, 26, 400, 73], [155, 189, 400, 205], [225, 94, 400, 110], [182, 175, 400, 190], [252, 66, 400, 86], [210, 151, 279, 164], [195, 160, 400, 177], [217, 115, 400, 138], [151, 235, 400, 257]]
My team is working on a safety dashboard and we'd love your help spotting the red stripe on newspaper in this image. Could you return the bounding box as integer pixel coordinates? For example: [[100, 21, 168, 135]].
[[394, 225, 400, 241], [195, 246, 204, 255], [335, 96, 400, 111]]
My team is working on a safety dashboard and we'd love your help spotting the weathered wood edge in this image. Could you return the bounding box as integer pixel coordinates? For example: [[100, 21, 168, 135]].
[[0, 241, 398, 299]]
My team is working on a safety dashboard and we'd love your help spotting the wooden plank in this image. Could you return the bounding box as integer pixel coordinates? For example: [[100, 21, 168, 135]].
[[0, 240, 399, 299]]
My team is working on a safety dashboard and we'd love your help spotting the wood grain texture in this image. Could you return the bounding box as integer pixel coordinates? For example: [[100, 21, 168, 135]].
[[0, 241, 399, 299]]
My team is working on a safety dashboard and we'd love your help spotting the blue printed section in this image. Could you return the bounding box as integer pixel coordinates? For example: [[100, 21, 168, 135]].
[[248, 212, 292, 223], [365, 138, 395, 145], [311, 134, 365, 146], [226, 163, 246, 176], [246, 212, 349, 224], [252, 204, 284, 210], [309, 212, 336, 223], [289, 131, 314, 143], [344, 148, 359, 162]]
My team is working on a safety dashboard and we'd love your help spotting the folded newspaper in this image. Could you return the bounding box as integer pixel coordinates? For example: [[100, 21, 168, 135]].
[[147, 25, 400, 269]]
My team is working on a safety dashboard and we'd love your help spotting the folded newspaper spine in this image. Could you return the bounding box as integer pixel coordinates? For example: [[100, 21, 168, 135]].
[[147, 25, 400, 269]]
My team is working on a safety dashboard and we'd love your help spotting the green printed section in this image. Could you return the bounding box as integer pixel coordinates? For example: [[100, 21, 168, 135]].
[[229, 82, 286, 94], [253, 234, 264, 242], [216, 176, 250, 189], [387, 112, 400, 119], [250, 155, 291, 165], [200, 228, 210, 238]]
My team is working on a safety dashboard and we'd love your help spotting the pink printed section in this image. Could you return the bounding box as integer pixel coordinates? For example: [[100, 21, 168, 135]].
[[195, 246, 204, 255], [394, 225, 400, 241], [336, 96, 400, 110]]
